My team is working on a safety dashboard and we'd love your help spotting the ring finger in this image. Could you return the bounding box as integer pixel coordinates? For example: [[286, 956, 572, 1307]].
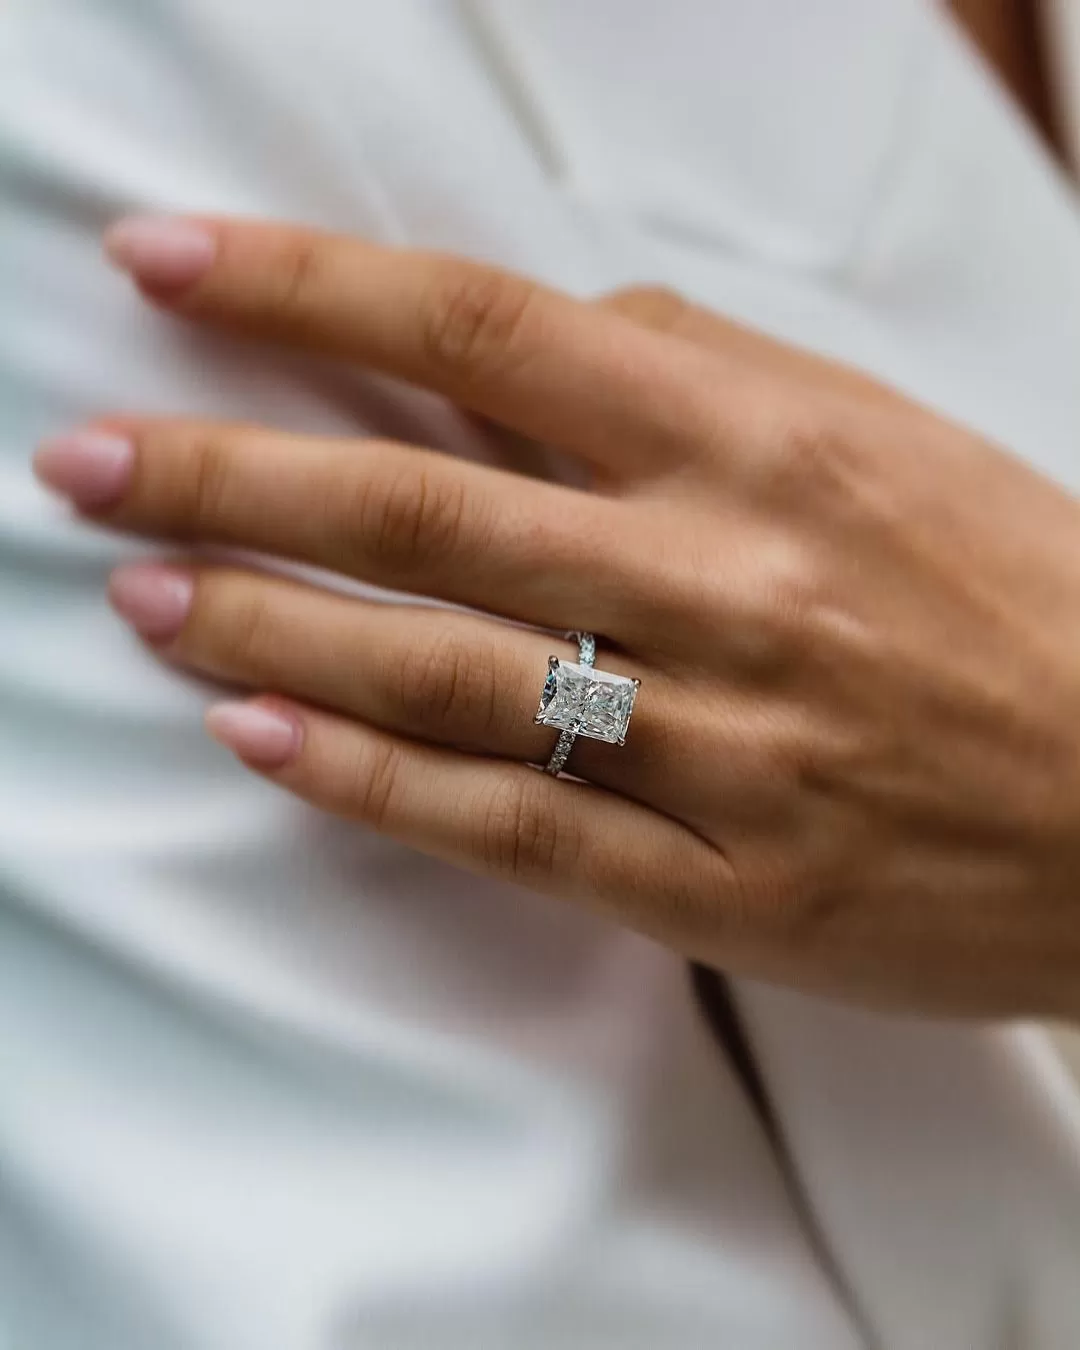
[[108, 559, 681, 802]]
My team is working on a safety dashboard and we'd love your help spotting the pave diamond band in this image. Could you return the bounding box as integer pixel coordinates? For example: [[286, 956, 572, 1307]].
[[544, 728, 578, 778], [537, 631, 639, 777]]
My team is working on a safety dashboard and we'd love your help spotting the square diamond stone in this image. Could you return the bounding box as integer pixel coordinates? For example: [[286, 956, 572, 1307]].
[[535, 660, 639, 745]]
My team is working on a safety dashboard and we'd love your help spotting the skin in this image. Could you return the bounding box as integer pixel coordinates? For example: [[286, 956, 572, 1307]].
[[33, 215, 1080, 1022]]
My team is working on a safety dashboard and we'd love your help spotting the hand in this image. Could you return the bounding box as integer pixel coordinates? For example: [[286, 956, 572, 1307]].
[[34, 215, 1080, 1020]]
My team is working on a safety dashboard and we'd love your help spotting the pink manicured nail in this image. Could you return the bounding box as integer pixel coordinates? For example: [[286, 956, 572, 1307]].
[[205, 701, 302, 768], [108, 563, 194, 642], [103, 215, 217, 292], [33, 429, 134, 509]]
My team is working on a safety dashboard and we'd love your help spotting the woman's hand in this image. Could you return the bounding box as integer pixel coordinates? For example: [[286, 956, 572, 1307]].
[[34, 215, 1080, 1020]]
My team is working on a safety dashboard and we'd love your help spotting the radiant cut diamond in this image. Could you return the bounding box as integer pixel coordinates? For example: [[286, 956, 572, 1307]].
[[535, 659, 639, 746]]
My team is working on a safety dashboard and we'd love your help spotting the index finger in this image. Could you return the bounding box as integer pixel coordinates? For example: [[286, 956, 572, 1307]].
[[104, 215, 725, 478]]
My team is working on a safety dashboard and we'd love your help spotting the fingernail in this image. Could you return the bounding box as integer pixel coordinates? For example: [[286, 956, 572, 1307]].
[[33, 429, 134, 509], [108, 563, 194, 642], [205, 701, 302, 768], [103, 215, 217, 292]]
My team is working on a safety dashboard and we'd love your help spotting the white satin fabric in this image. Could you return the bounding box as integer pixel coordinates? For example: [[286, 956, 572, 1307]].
[[2, 2, 1080, 1346]]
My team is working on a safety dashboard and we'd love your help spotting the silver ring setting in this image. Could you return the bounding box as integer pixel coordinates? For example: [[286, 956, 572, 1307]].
[[536, 631, 640, 777]]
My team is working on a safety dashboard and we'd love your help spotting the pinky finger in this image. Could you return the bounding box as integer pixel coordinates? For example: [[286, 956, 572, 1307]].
[[204, 696, 729, 933]]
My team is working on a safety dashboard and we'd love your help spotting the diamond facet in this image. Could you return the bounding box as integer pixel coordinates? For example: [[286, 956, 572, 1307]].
[[535, 659, 638, 745]]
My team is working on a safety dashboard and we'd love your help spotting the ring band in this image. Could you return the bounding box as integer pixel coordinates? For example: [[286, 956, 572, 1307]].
[[536, 631, 640, 777]]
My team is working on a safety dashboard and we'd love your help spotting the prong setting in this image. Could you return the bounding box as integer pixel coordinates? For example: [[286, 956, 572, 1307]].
[[536, 659, 639, 746], [539, 633, 639, 774]]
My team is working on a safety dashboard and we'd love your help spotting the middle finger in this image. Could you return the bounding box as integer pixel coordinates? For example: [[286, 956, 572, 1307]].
[[41, 417, 631, 636]]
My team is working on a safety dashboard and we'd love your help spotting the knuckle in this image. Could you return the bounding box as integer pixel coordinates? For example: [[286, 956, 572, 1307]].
[[759, 554, 827, 644], [357, 461, 471, 576], [603, 285, 689, 333], [694, 538, 824, 679], [209, 579, 278, 670], [758, 716, 845, 810], [421, 263, 536, 386], [349, 737, 403, 829], [768, 419, 867, 503], [186, 430, 237, 528], [483, 774, 569, 880], [266, 235, 324, 324], [396, 628, 499, 740]]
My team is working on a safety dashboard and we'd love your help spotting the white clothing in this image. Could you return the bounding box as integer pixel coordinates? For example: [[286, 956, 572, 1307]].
[[2, 2, 1080, 1346]]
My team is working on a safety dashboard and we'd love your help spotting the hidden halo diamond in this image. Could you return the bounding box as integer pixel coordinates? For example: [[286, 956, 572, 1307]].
[[536, 632, 640, 776]]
